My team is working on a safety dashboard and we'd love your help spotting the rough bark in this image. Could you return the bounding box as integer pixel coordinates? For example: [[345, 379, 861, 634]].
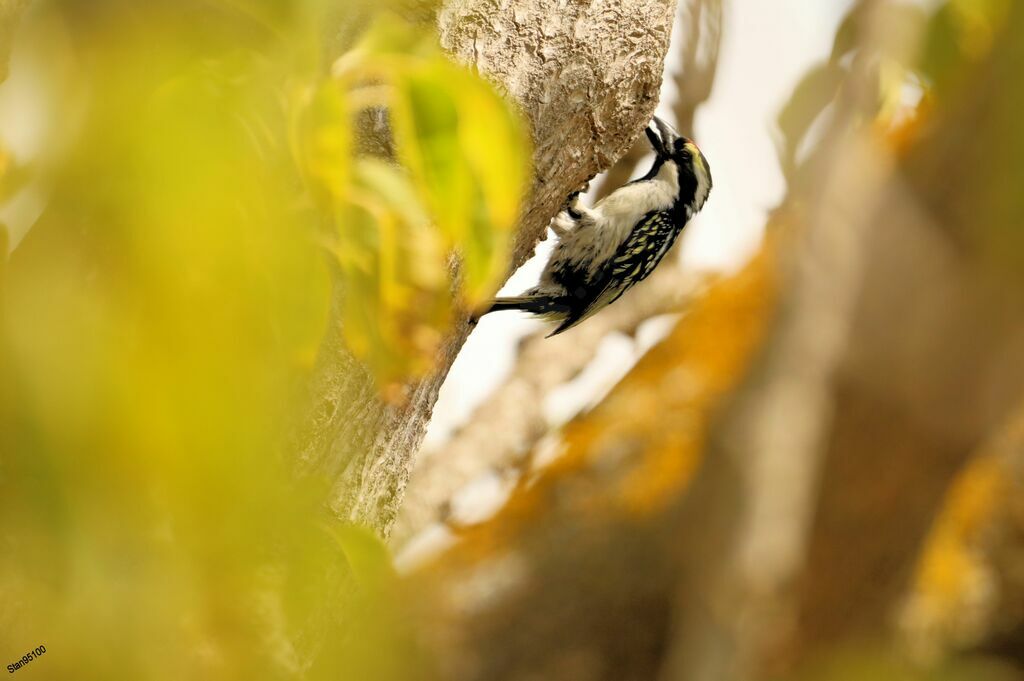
[[438, 0, 678, 267], [594, 0, 722, 200], [297, 0, 679, 534]]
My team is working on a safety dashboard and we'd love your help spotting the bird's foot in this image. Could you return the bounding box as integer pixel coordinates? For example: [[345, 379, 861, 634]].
[[564, 180, 591, 218]]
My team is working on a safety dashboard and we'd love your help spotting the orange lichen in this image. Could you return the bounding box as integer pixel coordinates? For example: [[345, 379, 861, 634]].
[[878, 94, 932, 159], [606, 247, 777, 515], [903, 411, 1024, 649], [917, 454, 1004, 598]]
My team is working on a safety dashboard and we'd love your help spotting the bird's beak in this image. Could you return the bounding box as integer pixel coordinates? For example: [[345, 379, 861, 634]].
[[644, 124, 666, 157], [654, 115, 679, 151], [655, 115, 679, 143], [645, 115, 679, 159]]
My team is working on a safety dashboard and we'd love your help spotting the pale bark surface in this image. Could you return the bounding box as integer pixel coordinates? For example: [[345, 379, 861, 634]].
[[297, 0, 679, 534]]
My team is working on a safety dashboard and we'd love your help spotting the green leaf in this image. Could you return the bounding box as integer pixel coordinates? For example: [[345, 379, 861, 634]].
[[394, 58, 528, 300], [320, 14, 530, 392]]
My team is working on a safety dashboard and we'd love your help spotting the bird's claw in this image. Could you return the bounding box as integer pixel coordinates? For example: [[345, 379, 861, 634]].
[[564, 180, 590, 218], [566, 180, 590, 202]]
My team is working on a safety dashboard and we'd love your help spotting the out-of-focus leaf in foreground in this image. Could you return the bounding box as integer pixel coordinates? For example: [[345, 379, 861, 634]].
[[0, 2, 456, 679], [912, 0, 1023, 280], [303, 16, 530, 393]]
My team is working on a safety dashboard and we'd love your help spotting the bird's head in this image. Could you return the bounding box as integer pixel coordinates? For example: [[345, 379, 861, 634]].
[[645, 116, 713, 213]]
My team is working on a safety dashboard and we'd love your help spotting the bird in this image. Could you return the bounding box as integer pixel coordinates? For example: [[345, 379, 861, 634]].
[[478, 116, 712, 336]]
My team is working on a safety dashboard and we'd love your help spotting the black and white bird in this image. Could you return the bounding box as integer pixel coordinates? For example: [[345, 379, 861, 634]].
[[479, 116, 712, 336]]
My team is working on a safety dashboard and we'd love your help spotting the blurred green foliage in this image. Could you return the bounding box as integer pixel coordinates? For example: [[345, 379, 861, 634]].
[[311, 17, 529, 388], [774, 1, 930, 179], [0, 0, 525, 678], [921, 0, 1010, 90], [913, 0, 1024, 279]]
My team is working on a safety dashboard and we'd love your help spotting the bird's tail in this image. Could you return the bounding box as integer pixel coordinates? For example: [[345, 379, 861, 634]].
[[479, 295, 569, 318]]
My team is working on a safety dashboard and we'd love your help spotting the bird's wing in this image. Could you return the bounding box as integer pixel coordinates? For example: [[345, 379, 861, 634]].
[[548, 211, 678, 336]]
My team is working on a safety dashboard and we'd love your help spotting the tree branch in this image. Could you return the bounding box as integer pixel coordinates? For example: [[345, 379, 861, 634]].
[[392, 264, 706, 548]]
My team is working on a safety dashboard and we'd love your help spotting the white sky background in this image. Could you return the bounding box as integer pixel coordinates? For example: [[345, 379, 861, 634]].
[[423, 0, 858, 448]]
